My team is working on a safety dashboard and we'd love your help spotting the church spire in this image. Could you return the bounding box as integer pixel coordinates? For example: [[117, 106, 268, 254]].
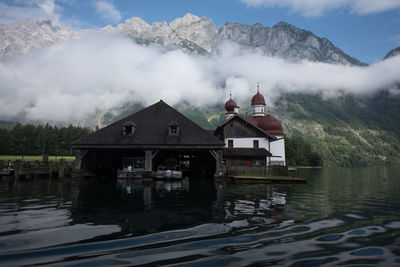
[[251, 84, 266, 117], [224, 91, 239, 120]]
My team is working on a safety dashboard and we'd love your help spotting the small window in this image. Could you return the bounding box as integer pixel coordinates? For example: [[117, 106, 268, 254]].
[[123, 121, 136, 135], [253, 140, 259, 148], [170, 125, 178, 134], [169, 120, 180, 136], [228, 140, 233, 148]]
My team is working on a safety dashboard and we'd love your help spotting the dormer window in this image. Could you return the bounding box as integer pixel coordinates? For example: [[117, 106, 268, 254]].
[[169, 120, 180, 136], [123, 121, 136, 135]]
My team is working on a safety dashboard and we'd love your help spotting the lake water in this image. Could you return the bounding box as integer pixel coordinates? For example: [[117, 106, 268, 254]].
[[0, 168, 400, 266]]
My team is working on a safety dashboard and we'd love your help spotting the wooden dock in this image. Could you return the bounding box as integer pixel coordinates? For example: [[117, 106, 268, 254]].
[[0, 159, 72, 180]]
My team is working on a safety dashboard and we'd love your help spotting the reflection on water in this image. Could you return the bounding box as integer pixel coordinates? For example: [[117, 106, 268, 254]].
[[0, 167, 400, 266]]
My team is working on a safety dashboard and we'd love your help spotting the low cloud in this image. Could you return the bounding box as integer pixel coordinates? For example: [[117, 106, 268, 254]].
[[0, 0, 61, 25], [93, 0, 122, 24], [240, 0, 400, 17], [0, 33, 399, 123]]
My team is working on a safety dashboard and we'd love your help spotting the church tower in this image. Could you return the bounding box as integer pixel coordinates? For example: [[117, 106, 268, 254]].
[[224, 92, 239, 120], [251, 85, 266, 117]]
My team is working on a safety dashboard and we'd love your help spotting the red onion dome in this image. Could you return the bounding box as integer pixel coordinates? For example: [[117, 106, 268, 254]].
[[257, 115, 283, 135], [251, 91, 266, 106], [225, 98, 237, 113]]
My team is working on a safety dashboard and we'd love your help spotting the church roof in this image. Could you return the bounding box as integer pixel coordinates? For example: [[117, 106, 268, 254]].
[[72, 100, 224, 149], [246, 115, 284, 135], [225, 98, 238, 113], [251, 91, 266, 106]]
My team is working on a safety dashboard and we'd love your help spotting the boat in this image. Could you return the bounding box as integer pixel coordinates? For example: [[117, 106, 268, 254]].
[[117, 165, 144, 179], [156, 165, 182, 179], [171, 165, 182, 179], [156, 165, 166, 178]]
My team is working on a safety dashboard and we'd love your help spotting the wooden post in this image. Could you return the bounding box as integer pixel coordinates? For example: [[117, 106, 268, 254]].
[[42, 154, 48, 164], [34, 160, 40, 179], [210, 150, 224, 177], [74, 149, 88, 170], [14, 160, 21, 187], [59, 159, 66, 180], [144, 150, 152, 172], [48, 160, 53, 178]]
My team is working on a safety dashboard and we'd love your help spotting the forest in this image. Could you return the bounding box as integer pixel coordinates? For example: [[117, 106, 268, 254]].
[[0, 123, 91, 156], [284, 137, 323, 167]]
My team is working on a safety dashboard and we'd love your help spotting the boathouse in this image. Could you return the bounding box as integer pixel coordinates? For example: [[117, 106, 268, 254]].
[[72, 100, 225, 177]]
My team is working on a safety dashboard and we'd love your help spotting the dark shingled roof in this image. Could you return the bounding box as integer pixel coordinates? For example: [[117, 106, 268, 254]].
[[224, 148, 272, 157], [72, 100, 224, 149]]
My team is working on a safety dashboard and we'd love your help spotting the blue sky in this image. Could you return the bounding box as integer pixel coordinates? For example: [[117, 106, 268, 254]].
[[1, 0, 400, 63]]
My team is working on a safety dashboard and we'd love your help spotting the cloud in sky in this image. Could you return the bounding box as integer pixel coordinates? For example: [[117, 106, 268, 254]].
[[93, 0, 122, 24], [240, 0, 400, 17], [0, 33, 399, 123], [0, 0, 61, 25]]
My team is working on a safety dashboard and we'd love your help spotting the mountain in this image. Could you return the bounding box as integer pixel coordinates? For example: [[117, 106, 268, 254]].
[[0, 19, 80, 61], [384, 46, 400, 60], [275, 92, 400, 166], [0, 13, 364, 65], [102, 13, 364, 65], [219, 21, 364, 65]]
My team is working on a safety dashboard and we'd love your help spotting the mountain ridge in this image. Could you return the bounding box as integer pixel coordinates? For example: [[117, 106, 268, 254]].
[[1, 13, 365, 65]]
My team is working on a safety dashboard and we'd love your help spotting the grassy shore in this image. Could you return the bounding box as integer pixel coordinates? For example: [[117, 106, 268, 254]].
[[0, 155, 75, 163]]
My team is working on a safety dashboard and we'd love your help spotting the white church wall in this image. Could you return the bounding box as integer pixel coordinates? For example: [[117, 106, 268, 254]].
[[269, 137, 286, 166], [225, 138, 270, 149]]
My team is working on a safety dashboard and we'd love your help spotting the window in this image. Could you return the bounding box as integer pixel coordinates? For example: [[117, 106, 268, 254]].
[[169, 120, 180, 136], [253, 140, 259, 148], [170, 125, 178, 134], [228, 140, 233, 148], [123, 121, 136, 135]]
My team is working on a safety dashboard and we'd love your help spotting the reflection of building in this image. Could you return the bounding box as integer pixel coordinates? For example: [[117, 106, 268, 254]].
[[215, 86, 286, 167]]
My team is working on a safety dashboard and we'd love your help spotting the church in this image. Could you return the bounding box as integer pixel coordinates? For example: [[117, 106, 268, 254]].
[[215, 86, 286, 168]]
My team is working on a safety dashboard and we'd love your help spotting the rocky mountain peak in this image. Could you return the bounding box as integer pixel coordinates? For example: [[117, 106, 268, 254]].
[[0, 18, 78, 60], [170, 13, 202, 28], [122, 17, 150, 27], [0, 14, 365, 65]]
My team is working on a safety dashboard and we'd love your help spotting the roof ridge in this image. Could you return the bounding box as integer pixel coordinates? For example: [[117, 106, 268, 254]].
[[73, 100, 225, 147], [72, 101, 163, 145], [216, 114, 276, 141]]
